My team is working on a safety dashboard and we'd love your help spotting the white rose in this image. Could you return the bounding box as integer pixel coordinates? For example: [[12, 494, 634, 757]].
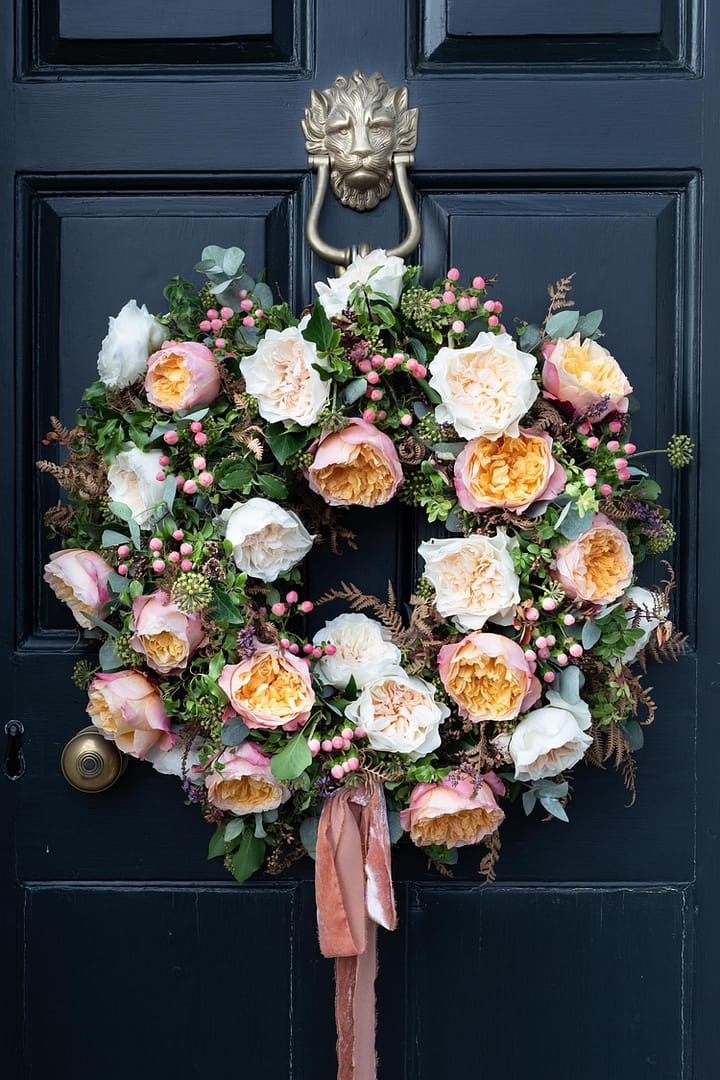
[[418, 531, 520, 632], [622, 586, 669, 663], [315, 248, 406, 318], [240, 326, 329, 427], [344, 670, 449, 761], [145, 731, 203, 784], [220, 497, 314, 582], [97, 300, 166, 388], [312, 613, 402, 690], [428, 331, 539, 440], [508, 704, 593, 782], [106, 447, 166, 528]]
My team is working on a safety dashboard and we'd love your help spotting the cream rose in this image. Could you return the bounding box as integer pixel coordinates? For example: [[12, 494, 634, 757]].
[[622, 586, 670, 663], [454, 429, 567, 514], [129, 591, 207, 674], [506, 703, 593, 782], [220, 498, 314, 582], [205, 742, 290, 815], [542, 334, 632, 420], [97, 299, 165, 389], [553, 514, 634, 605], [438, 632, 541, 723], [344, 670, 449, 761], [428, 331, 539, 440], [43, 548, 112, 629], [312, 613, 402, 690], [106, 447, 167, 528], [86, 670, 173, 760], [240, 326, 329, 427], [306, 419, 403, 507], [315, 249, 405, 317], [400, 773, 505, 849], [218, 642, 315, 730], [418, 532, 520, 632]]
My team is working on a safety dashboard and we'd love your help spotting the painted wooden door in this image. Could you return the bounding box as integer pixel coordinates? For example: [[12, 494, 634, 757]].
[[2, 2, 715, 1077]]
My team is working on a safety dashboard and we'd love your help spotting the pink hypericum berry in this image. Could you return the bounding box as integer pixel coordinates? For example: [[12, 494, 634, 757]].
[[600, 483, 613, 496], [347, 757, 360, 771], [117, 544, 130, 558], [535, 636, 548, 650], [546, 635, 556, 647], [618, 468, 632, 481], [182, 480, 197, 495], [163, 430, 179, 445], [586, 436, 600, 450], [174, 476, 185, 489], [210, 319, 223, 333], [155, 471, 166, 482], [608, 419, 623, 434], [414, 364, 427, 378], [472, 276, 486, 289], [400, 414, 413, 427], [366, 371, 380, 385], [447, 267, 460, 281], [179, 542, 192, 555], [118, 564, 128, 576], [577, 422, 591, 436], [240, 299, 253, 312], [194, 432, 207, 446], [342, 739, 352, 752], [369, 389, 383, 402], [300, 600, 314, 613], [308, 739, 321, 757], [285, 590, 299, 604], [526, 607, 540, 622], [452, 320, 465, 334], [322, 739, 333, 753], [541, 597, 557, 612], [199, 320, 212, 332], [303, 643, 313, 655], [190, 421, 203, 433], [538, 647, 551, 660], [198, 471, 213, 487], [332, 735, 345, 750], [220, 307, 233, 320], [524, 649, 537, 662], [159, 455, 171, 467], [614, 457, 628, 470], [442, 290, 455, 304], [378, 410, 387, 420], [624, 443, 637, 455], [362, 409, 376, 423], [255, 310, 264, 319], [206, 308, 218, 319], [488, 315, 499, 327], [324, 643, 337, 656], [494, 301, 504, 314], [406, 357, 418, 372], [543, 671, 556, 684], [607, 440, 620, 452], [149, 538, 163, 552], [242, 316, 255, 328], [238, 289, 247, 299], [152, 559, 166, 573], [180, 559, 193, 572], [483, 300, 495, 313], [469, 296, 479, 309], [583, 469, 598, 487], [341, 728, 354, 741], [193, 456, 206, 471], [383, 356, 398, 371], [289, 643, 299, 654], [172, 529, 184, 541], [214, 338, 226, 349], [357, 359, 372, 374], [569, 643, 583, 658], [168, 551, 180, 564], [271, 602, 286, 617], [354, 727, 366, 739], [563, 614, 576, 626], [556, 653, 569, 666], [331, 764, 345, 781], [280, 638, 291, 649], [371, 354, 384, 368], [430, 297, 442, 309], [457, 297, 471, 312]]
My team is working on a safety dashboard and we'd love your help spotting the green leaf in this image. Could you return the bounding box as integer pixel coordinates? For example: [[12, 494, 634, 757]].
[[415, 377, 441, 404], [620, 719, 645, 751], [99, 639, 123, 672], [341, 377, 368, 405], [224, 817, 246, 843], [107, 572, 129, 594], [207, 827, 226, 860], [263, 425, 309, 466], [83, 613, 120, 639], [230, 832, 265, 883], [546, 310, 579, 339], [387, 811, 404, 844], [219, 462, 255, 492], [581, 619, 602, 650], [576, 309, 603, 338], [211, 585, 245, 625], [556, 500, 593, 540], [208, 652, 226, 681], [270, 730, 312, 781], [302, 303, 334, 353], [162, 474, 176, 514], [257, 474, 289, 501], [107, 501, 134, 522], [102, 530, 130, 548], [299, 817, 319, 860], [519, 324, 542, 352], [221, 717, 250, 746]]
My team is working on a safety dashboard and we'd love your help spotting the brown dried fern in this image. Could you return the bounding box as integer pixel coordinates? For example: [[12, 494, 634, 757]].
[[544, 273, 576, 324], [315, 581, 405, 641], [479, 829, 502, 884]]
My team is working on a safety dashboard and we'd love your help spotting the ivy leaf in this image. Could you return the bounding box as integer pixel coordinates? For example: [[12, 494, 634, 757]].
[[257, 474, 289, 501], [263, 424, 309, 466], [219, 461, 255, 492], [230, 832, 265, 883], [271, 730, 312, 781], [545, 310, 579, 339], [207, 827, 226, 860], [211, 585, 245, 625], [302, 303, 334, 353]]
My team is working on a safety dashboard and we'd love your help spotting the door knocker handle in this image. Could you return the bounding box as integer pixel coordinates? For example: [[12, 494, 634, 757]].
[[302, 70, 421, 270]]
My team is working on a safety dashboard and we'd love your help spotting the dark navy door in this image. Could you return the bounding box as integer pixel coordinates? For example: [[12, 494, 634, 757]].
[[1, 2, 716, 1077]]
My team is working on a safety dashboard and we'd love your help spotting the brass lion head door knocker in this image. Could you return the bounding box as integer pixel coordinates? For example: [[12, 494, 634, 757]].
[[302, 70, 421, 267]]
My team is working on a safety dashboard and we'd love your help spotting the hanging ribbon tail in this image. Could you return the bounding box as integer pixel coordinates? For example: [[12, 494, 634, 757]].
[[315, 779, 397, 1080]]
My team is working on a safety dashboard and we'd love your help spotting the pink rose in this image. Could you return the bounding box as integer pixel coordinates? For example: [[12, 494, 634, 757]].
[[218, 641, 315, 730], [145, 340, 221, 412], [437, 631, 541, 723], [553, 513, 634, 605], [205, 742, 290, 815], [454, 429, 567, 514], [542, 334, 632, 420], [400, 772, 505, 848], [129, 590, 207, 674], [43, 548, 113, 629], [86, 670, 173, 759], [306, 419, 403, 507]]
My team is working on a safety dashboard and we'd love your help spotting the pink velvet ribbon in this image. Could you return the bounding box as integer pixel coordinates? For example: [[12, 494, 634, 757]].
[[315, 779, 397, 1080]]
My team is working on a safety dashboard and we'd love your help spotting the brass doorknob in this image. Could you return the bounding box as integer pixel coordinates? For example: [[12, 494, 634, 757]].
[[61, 726, 128, 793]]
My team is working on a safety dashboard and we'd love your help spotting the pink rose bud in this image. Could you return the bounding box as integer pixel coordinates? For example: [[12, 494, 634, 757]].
[[472, 276, 486, 289], [524, 649, 537, 661], [608, 420, 623, 433], [312, 647, 323, 659], [289, 644, 299, 654], [163, 430, 179, 445], [152, 559, 165, 573], [214, 339, 226, 349], [322, 739, 333, 753], [280, 638, 290, 649], [210, 319, 223, 333], [149, 538, 163, 551], [369, 389, 383, 402], [494, 301, 504, 314], [155, 472, 166, 482], [583, 469, 598, 487], [341, 728, 354, 741], [546, 635, 556, 647], [180, 559, 192, 571], [331, 765, 345, 781], [220, 307, 233, 320], [117, 545, 130, 558], [586, 436, 600, 449], [354, 727, 366, 739], [430, 297, 441, 309], [271, 602, 286, 616], [378, 410, 387, 420], [194, 432, 207, 446], [607, 440, 620, 452], [285, 591, 299, 604], [469, 296, 479, 308], [255, 310, 264, 319], [442, 290, 455, 304], [577, 422, 592, 436], [541, 597, 557, 611], [183, 480, 197, 495], [535, 636, 547, 650], [483, 300, 495, 313], [447, 267, 460, 281], [303, 644, 313, 654], [175, 475, 185, 488]]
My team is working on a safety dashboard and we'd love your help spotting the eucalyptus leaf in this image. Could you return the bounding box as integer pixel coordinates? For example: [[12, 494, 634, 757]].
[[271, 730, 312, 781], [230, 832, 265, 883], [107, 572, 129, 594], [83, 613, 120, 639], [581, 619, 602, 650], [221, 717, 250, 747], [519, 324, 542, 351], [387, 811, 404, 844], [107, 501, 134, 522], [224, 817, 246, 843], [300, 817, 319, 860], [253, 813, 267, 839], [99, 639, 123, 672], [620, 719, 645, 751], [556, 664, 583, 704], [222, 247, 245, 277], [522, 790, 537, 815], [539, 796, 569, 822], [162, 474, 176, 514], [444, 509, 464, 534], [576, 309, 603, 338], [545, 310, 579, 339], [341, 377, 368, 405], [556, 501, 593, 540], [102, 530, 130, 548], [177, 407, 210, 422], [253, 281, 274, 309]]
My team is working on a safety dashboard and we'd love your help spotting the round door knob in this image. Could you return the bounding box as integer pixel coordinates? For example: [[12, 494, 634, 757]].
[[61, 726, 128, 793]]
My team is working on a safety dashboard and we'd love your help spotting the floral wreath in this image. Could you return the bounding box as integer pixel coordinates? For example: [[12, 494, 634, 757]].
[[40, 245, 692, 886]]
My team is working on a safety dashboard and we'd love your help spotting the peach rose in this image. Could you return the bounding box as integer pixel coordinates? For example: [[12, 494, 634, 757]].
[[553, 513, 633, 605], [86, 670, 173, 759], [145, 340, 221, 412], [129, 590, 207, 674], [218, 642, 315, 730], [43, 548, 112, 628], [205, 742, 290, 815], [542, 334, 632, 420], [454, 429, 567, 514], [400, 772, 505, 848], [306, 419, 403, 507], [437, 632, 541, 723]]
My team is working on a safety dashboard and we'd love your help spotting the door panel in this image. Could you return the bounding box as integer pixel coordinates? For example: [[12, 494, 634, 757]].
[[2, 0, 715, 1076]]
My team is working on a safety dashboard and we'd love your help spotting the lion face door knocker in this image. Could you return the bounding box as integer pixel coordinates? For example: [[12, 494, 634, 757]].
[[302, 70, 421, 268]]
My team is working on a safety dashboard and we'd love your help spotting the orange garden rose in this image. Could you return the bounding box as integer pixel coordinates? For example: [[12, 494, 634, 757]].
[[145, 340, 221, 412], [218, 642, 315, 730], [553, 513, 634, 604], [205, 742, 289, 815], [542, 333, 632, 420], [86, 670, 174, 759], [306, 419, 403, 507], [400, 773, 505, 848], [437, 631, 540, 723], [454, 429, 567, 513]]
